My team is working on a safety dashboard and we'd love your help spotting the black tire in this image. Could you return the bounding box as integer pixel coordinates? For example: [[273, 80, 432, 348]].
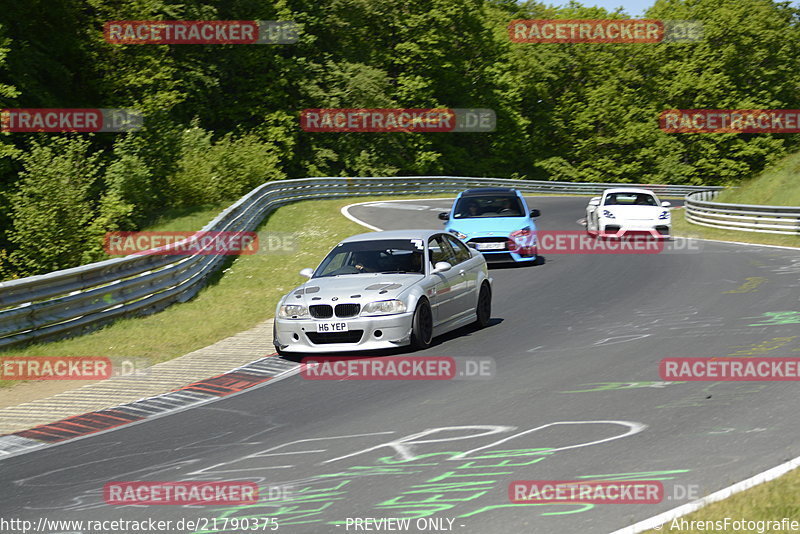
[[409, 299, 434, 350], [473, 283, 492, 328]]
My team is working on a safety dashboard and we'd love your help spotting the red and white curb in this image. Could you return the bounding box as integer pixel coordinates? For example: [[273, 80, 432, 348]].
[[0, 355, 300, 459]]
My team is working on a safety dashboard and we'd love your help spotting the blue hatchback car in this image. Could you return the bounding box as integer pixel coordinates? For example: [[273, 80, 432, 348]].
[[438, 188, 541, 263]]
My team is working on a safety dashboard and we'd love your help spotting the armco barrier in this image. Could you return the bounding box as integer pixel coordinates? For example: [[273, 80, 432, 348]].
[[685, 190, 800, 235], [0, 177, 720, 349]]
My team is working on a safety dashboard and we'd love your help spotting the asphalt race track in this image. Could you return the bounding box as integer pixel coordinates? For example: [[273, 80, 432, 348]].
[[2, 196, 800, 534]]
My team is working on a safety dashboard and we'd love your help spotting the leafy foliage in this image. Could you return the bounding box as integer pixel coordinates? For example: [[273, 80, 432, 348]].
[[0, 0, 799, 277]]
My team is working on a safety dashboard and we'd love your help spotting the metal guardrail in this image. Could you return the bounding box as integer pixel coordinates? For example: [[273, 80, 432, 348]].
[[0, 176, 722, 349], [685, 190, 800, 235]]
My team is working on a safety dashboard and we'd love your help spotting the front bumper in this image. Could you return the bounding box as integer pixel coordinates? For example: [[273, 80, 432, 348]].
[[481, 249, 538, 263], [600, 221, 670, 239], [465, 236, 537, 263], [274, 312, 415, 353]]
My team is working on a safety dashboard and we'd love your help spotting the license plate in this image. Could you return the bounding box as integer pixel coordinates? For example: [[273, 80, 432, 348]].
[[316, 322, 348, 333], [476, 242, 505, 250]]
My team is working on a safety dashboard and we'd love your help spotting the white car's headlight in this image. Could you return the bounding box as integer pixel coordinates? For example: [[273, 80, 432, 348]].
[[279, 304, 308, 318], [362, 300, 407, 316], [449, 230, 467, 240], [602, 210, 615, 219]]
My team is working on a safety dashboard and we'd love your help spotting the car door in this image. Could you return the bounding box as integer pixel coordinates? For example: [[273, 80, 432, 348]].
[[427, 234, 461, 324], [442, 234, 478, 319]]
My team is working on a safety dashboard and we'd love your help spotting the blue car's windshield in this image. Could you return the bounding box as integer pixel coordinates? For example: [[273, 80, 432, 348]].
[[453, 195, 525, 218], [315, 239, 425, 277]]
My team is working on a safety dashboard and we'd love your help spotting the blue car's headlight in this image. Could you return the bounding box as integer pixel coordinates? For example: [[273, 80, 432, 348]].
[[449, 229, 467, 240], [658, 210, 670, 220], [602, 210, 615, 219]]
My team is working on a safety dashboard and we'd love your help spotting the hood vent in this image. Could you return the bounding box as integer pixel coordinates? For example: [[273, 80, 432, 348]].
[[365, 283, 402, 291]]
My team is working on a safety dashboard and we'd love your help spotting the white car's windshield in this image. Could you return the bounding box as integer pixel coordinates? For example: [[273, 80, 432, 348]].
[[604, 193, 658, 206], [453, 195, 525, 218], [314, 239, 425, 277]]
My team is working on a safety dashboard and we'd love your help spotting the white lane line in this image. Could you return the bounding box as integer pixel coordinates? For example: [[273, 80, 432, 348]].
[[341, 201, 384, 231], [361, 202, 431, 211], [677, 236, 800, 251], [608, 452, 800, 533], [341, 197, 456, 232]]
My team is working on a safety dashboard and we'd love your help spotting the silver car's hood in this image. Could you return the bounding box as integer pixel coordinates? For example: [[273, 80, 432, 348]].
[[285, 273, 424, 306]]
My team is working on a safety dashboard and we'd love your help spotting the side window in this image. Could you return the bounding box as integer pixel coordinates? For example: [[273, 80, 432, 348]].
[[443, 234, 471, 264], [428, 235, 457, 268]]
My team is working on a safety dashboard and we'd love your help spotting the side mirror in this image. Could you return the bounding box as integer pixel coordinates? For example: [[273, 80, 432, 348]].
[[589, 198, 600, 207], [438, 212, 450, 221], [299, 268, 314, 278], [661, 201, 671, 207], [529, 209, 541, 218], [431, 261, 452, 274]]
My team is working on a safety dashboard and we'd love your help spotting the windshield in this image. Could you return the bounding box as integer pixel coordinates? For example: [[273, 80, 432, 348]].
[[604, 193, 658, 206], [452, 195, 525, 218], [314, 239, 425, 277]]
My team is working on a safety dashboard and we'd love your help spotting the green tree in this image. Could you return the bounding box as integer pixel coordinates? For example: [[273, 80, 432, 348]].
[[6, 137, 103, 274]]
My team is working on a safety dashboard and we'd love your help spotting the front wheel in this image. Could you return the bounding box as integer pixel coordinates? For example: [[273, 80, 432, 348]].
[[409, 299, 433, 350], [473, 283, 492, 328]]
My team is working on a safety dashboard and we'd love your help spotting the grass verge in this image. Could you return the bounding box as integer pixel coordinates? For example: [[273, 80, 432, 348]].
[[643, 465, 800, 533], [716, 151, 800, 206], [673, 209, 800, 249]]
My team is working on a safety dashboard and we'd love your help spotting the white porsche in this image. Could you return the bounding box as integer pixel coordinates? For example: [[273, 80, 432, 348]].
[[586, 188, 671, 238]]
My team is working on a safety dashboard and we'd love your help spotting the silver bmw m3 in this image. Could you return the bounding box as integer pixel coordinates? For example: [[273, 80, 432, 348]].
[[273, 229, 493, 354]]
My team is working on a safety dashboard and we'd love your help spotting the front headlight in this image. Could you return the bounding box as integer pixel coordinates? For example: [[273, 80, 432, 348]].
[[658, 210, 670, 220], [362, 299, 407, 316], [449, 229, 467, 240], [279, 304, 308, 318], [602, 210, 615, 219]]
